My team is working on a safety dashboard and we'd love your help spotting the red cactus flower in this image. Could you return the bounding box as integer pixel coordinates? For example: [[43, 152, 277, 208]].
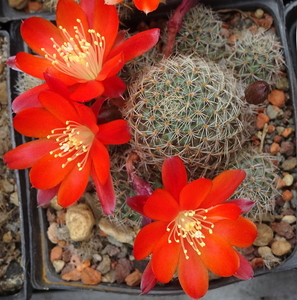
[[4, 91, 131, 214], [130, 156, 257, 299], [105, 0, 160, 14], [7, 0, 160, 104]]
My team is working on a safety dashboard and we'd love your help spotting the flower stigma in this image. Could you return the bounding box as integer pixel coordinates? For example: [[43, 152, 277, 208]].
[[41, 19, 105, 81], [47, 120, 95, 170], [166, 209, 214, 259]]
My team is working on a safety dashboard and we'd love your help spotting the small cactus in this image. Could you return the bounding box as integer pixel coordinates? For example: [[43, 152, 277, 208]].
[[123, 54, 255, 176], [14, 73, 44, 95], [173, 4, 228, 61], [229, 148, 280, 221], [227, 30, 285, 84]]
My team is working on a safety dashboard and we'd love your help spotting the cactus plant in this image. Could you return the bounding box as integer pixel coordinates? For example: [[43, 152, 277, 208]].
[[14, 73, 44, 95], [123, 54, 255, 176], [227, 30, 285, 84], [228, 147, 280, 221], [173, 4, 228, 61]]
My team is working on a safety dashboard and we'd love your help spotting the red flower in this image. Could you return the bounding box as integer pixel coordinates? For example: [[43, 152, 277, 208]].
[[7, 0, 160, 104], [105, 0, 160, 14], [130, 156, 257, 299], [4, 91, 131, 213]]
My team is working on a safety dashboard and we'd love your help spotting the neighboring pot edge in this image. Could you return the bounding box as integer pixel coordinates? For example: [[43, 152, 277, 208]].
[[0, 30, 31, 300]]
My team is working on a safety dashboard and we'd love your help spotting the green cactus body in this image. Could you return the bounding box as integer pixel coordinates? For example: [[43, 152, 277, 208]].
[[174, 4, 228, 61], [227, 30, 285, 84], [124, 55, 254, 175], [229, 148, 280, 220]]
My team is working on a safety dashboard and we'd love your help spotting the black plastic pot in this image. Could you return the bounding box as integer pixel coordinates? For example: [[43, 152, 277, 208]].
[[0, 1, 55, 23], [0, 30, 31, 300], [7, 0, 297, 296]]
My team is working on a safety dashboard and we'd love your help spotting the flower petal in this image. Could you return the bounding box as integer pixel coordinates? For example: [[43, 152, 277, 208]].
[[107, 29, 160, 63], [3, 139, 56, 169], [91, 168, 116, 215], [151, 231, 181, 283], [56, 0, 89, 38], [144, 189, 179, 222], [57, 157, 91, 207], [233, 252, 254, 280], [13, 107, 65, 138], [43, 73, 72, 100], [199, 232, 240, 277], [203, 203, 241, 223], [200, 169, 246, 208], [90, 139, 110, 185], [133, 221, 168, 260], [38, 91, 82, 123], [97, 52, 124, 81], [213, 216, 257, 247], [133, 0, 160, 14], [69, 80, 105, 101], [179, 178, 212, 210], [93, 0, 119, 55], [140, 261, 158, 295], [37, 185, 60, 207], [227, 198, 255, 214], [126, 195, 149, 215], [162, 156, 188, 202], [102, 75, 126, 98], [97, 120, 130, 145], [12, 83, 48, 113], [178, 242, 209, 300], [21, 17, 64, 56], [30, 153, 76, 189], [15, 53, 52, 79]]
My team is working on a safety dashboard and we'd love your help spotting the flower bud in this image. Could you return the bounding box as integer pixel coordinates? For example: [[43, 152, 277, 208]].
[[244, 81, 269, 104]]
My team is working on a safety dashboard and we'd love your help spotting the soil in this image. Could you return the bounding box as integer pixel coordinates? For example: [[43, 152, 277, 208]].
[[0, 33, 24, 296]]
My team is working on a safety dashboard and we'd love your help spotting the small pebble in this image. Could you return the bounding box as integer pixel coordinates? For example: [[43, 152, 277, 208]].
[[271, 241, 292, 256], [53, 260, 65, 273], [280, 141, 295, 156], [268, 89, 286, 107], [270, 142, 280, 155], [61, 269, 82, 282], [50, 246, 63, 262], [282, 190, 293, 201], [282, 215, 297, 224], [282, 157, 297, 171], [81, 267, 102, 285], [273, 221, 295, 239], [254, 8, 264, 18], [256, 113, 270, 129], [266, 105, 282, 120], [282, 174, 294, 186], [125, 269, 142, 287], [281, 127, 294, 138], [253, 223, 274, 246], [273, 135, 282, 143]]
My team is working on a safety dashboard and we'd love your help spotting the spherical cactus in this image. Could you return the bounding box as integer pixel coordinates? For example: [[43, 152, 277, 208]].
[[173, 4, 228, 61], [229, 148, 280, 221], [123, 54, 255, 176], [227, 30, 285, 84]]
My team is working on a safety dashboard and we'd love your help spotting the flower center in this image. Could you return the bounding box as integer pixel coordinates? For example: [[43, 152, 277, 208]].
[[166, 209, 214, 259], [41, 19, 105, 81], [47, 120, 95, 170]]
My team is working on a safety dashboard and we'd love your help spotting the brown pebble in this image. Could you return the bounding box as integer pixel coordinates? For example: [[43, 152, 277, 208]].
[[81, 267, 102, 285], [273, 221, 294, 239], [256, 113, 270, 129], [282, 190, 293, 201], [270, 142, 280, 155], [281, 127, 294, 138], [228, 33, 238, 43], [57, 240, 66, 248], [251, 257, 264, 269], [61, 269, 82, 281], [50, 246, 63, 262], [125, 269, 142, 287], [56, 212, 66, 224], [27, 0, 43, 12], [77, 260, 91, 272], [280, 141, 295, 156], [271, 241, 292, 256], [70, 254, 82, 267], [253, 223, 274, 246], [273, 135, 282, 143], [268, 89, 286, 107], [276, 176, 287, 189], [267, 125, 275, 133]]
